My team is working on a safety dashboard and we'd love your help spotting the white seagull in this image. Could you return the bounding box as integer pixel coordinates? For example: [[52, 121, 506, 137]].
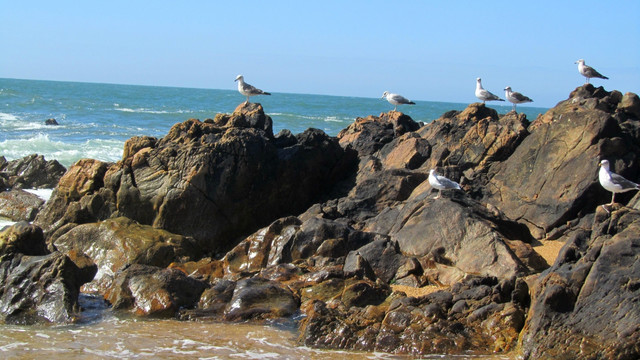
[[381, 91, 415, 111], [504, 86, 533, 112], [598, 159, 640, 206], [235, 75, 271, 104], [428, 169, 462, 199], [575, 59, 608, 84], [475, 78, 504, 104]]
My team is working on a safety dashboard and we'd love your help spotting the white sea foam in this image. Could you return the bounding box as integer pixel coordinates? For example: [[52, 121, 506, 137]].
[[0, 134, 123, 167], [23, 188, 54, 202], [0, 112, 19, 121], [114, 107, 193, 115]]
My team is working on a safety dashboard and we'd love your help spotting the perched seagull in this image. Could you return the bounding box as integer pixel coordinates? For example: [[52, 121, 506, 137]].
[[381, 91, 415, 111], [575, 59, 608, 84], [235, 75, 271, 104], [598, 159, 640, 207], [475, 78, 504, 104], [504, 86, 533, 112], [428, 169, 462, 199]]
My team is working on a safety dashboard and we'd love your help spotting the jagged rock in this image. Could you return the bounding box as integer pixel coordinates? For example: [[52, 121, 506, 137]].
[[104, 264, 207, 317], [338, 111, 420, 157], [483, 85, 640, 238], [0, 189, 44, 221], [519, 205, 640, 359], [0, 222, 92, 324], [52, 217, 202, 293], [0, 154, 66, 189], [364, 193, 530, 284], [36, 105, 356, 254]]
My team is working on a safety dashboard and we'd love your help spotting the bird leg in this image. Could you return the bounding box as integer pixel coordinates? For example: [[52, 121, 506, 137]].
[[434, 190, 442, 199], [610, 192, 616, 206]]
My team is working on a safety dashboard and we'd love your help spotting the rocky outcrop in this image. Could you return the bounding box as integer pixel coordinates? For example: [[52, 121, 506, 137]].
[[35, 103, 357, 254], [0, 222, 95, 324], [482, 85, 640, 238], [519, 205, 640, 359], [0, 154, 66, 190]]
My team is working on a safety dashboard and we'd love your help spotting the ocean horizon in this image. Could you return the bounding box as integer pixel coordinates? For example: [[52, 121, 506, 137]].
[[1, 77, 549, 169]]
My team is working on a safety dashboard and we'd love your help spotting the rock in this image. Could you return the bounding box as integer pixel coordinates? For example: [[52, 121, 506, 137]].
[[338, 111, 420, 157], [483, 85, 640, 238], [36, 106, 356, 254], [52, 217, 202, 293], [0, 221, 48, 256], [0, 223, 91, 324], [104, 264, 207, 317], [344, 239, 405, 283], [0, 189, 44, 221], [0, 154, 66, 189], [45, 118, 59, 125], [224, 277, 299, 321], [364, 195, 529, 284], [519, 206, 640, 359]]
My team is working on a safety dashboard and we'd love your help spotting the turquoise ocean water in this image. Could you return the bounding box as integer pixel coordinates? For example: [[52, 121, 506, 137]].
[[1, 78, 548, 168]]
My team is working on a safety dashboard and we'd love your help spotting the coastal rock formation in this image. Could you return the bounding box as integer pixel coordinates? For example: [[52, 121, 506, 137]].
[[0, 189, 44, 222], [52, 217, 202, 293], [482, 85, 640, 238], [519, 205, 640, 359], [0, 222, 95, 324], [0, 154, 66, 190], [36, 103, 357, 254]]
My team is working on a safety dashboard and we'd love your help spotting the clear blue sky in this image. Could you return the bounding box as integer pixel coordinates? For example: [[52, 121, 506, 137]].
[[2, 1, 638, 107]]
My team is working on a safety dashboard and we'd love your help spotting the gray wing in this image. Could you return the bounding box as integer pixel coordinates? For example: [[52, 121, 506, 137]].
[[512, 92, 533, 102], [391, 94, 415, 105], [478, 89, 504, 101], [242, 82, 269, 96], [436, 174, 461, 190], [584, 65, 608, 79], [610, 172, 640, 190]]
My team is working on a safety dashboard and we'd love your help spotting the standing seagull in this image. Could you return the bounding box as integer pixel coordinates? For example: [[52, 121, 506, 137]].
[[475, 78, 504, 104], [381, 91, 415, 111], [428, 169, 462, 199], [598, 159, 640, 206], [575, 59, 608, 84], [504, 86, 533, 112], [235, 75, 271, 104]]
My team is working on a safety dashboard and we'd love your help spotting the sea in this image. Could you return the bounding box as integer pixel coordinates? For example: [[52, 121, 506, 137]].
[[0, 78, 541, 359]]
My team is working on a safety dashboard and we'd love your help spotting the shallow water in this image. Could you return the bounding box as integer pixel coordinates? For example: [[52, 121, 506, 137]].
[[0, 296, 516, 360]]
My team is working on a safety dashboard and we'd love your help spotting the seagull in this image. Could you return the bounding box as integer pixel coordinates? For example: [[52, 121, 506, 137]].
[[475, 78, 504, 104], [575, 59, 608, 84], [381, 91, 415, 111], [598, 159, 640, 207], [428, 169, 462, 199], [235, 75, 271, 104], [504, 86, 533, 112]]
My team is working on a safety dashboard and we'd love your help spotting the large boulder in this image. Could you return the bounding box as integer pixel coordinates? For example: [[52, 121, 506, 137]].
[[0, 222, 94, 324], [36, 104, 356, 254], [104, 264, 207, 317], [482, 85, 640, 238], [52, 217, 202, 293], [519, 205, 640, 359]]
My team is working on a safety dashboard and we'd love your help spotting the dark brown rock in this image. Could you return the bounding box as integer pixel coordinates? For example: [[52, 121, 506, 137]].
[[224, 277, 299, 321], [52, 217, 202, 293], [0, 154, 66, 189], [104, 264, 207, 317], [519, 206, 640, 359]]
